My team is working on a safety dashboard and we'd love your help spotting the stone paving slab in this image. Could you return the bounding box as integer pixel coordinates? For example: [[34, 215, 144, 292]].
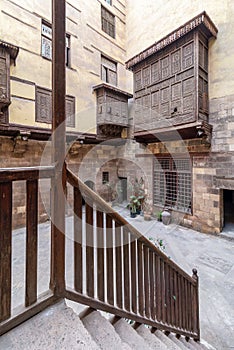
[[6, 209, 234, 350]]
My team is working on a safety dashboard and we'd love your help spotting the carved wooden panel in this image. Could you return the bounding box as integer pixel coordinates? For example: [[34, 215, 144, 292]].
[[143, 66, 150, 86], [66, 96, 75, 127], [36, 86, 75, 126], [36, 87, 52, 123]]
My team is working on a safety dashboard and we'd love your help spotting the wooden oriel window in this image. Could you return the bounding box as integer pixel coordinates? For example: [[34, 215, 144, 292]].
[[36, 86, 75, 127], [41, 21, 71, 67], [101, 56, 117, 86], [153, 157, 192, 213], [101, 6, 115, 38]]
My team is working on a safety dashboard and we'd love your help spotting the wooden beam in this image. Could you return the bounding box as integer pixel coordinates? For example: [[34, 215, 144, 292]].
[[50, 0, 66, 296]]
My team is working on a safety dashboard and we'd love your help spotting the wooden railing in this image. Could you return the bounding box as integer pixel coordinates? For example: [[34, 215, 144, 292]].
[[66, 168, 200, 341], [0, 166, 58, 335], [0, 165, 200, 340]]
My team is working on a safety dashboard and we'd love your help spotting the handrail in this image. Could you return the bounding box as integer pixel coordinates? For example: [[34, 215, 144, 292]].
[[0, 165, 55, 182], [66, 167, 195, 284], [66, 167, 200, 340]]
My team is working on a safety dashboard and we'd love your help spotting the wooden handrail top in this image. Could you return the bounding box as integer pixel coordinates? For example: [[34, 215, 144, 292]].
[[67, 167, 196, 284], [0, 166, 55, 182]]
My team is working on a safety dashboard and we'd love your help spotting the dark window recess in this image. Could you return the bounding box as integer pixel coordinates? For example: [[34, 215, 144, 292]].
[[36, 86, 75, 127], [153, 157, 192, 213], [41, 21, 70, 66], [101, 6, 115, 38], [66, 35, 71, 67], [101, 56, 117, 86], [102, 171, 109, 184]]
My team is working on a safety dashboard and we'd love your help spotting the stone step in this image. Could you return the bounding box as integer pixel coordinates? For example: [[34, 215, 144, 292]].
[[135, 324, 168, 349], [0, 301, 100, 350], [112, 318, 152, 350], [0, 301, 217, 350], [81, 308, 131, 350]]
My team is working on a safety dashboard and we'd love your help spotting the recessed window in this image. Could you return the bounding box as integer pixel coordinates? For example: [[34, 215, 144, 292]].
[[101, 56, 117, 86], [41, 21, 71, 66], [102, 171, 109, 184], [41, 21, 52, 60], [153, 157, 192, 213], [101, 6, 115, 38], [36, 86, 75, 127], [66, 35, 71, 67], [104, 0, 112, 5]]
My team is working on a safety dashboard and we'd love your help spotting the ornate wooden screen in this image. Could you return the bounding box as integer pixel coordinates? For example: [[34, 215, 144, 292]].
[[126, 12, 218, 134], [36, 86, 75, 127]]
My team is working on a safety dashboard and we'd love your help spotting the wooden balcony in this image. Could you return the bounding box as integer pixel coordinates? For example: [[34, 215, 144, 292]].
[[93, 83, 132, 138], [126, 12, 217, 144]]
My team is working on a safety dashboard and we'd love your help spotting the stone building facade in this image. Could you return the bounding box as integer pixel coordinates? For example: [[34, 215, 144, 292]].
[[1, 0, 234, 234]]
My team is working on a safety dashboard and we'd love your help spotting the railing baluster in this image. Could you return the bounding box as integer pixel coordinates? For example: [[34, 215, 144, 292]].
[[149, 250, 155, 320], [106, 214, 114, 305], [161, 261, 166, 324], [185, 278, 188, 331], [115, 222, 122, 308], [74, 187, 83, 293], [25, 179, 38, 307], [155, 255, 162, 322], [182, 276, 186, 330], [97, 210, 104, 302], [0, 182, 12, 322], [192, 269, 200, 340], [178, 274, 182, 329], [86, 202, 94, 298], [188, 280, 192, 332], [123, 228, 130, 311], [137, 240, 144, 316], [131, 236, 137, 314], [143, 245, 150, 318], [174, 271, 179, 329], [170, 267, 175, 326]]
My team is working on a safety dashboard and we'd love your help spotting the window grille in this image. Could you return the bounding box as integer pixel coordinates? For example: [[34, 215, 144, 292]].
[[153, 157, 192, 213], [101, 6, 115, 38], [101, 56, 117, 86]]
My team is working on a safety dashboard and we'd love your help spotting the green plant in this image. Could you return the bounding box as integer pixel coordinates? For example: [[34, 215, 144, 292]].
[[157, 210, 163, 222], [127, 195, 141, 214]]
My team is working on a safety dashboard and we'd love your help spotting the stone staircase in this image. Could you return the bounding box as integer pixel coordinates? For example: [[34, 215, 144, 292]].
[[0, 301, 216, 350]]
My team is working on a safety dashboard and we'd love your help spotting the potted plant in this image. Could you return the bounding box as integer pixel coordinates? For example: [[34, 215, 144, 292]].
[[131, 177, 145, 214], [127, 195, 141, 218]]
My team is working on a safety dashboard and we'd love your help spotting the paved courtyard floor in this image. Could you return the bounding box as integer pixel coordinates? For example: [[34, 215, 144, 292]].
[[10, 208, 234, 350]]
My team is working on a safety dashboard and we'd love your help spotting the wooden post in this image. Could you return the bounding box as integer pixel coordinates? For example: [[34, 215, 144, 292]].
[[192, 268, 200, 341], [50, 0, 66, 296]]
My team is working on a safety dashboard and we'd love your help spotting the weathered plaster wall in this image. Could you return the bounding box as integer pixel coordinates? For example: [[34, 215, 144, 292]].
[[1, 0, 130, 133]]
